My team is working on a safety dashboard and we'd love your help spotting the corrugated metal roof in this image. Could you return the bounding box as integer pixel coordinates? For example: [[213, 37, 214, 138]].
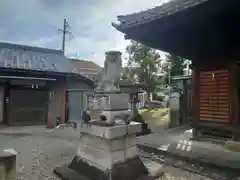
[[0, 42, 77, 74], [113, 0, 209, 30]]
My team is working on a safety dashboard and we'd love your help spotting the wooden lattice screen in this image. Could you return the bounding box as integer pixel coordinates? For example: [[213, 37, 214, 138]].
[[199, 70, 231, 124]]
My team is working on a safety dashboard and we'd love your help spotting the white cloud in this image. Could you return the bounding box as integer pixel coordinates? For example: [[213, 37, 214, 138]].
[[64, 0, 165, 65], [0, 0, 167, 66]]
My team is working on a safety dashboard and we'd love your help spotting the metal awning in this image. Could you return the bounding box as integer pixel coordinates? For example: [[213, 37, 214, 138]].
[[0, 76, 56, 81]]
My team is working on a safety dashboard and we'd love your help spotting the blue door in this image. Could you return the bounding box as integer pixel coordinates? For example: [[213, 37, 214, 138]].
[[67, 91, 83, 122]]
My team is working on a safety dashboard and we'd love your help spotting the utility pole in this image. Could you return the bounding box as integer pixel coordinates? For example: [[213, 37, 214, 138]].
[[58, 18, 72, 54]]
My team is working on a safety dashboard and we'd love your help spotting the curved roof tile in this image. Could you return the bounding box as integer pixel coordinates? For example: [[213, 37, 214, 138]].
[[113, 0, 209, 30]]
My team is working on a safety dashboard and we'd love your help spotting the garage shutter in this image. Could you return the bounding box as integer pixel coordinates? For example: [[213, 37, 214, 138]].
[[8, 90, 48, 125], [199, 69, 230, 124]]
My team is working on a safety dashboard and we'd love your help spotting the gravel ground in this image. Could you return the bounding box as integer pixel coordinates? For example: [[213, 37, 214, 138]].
[[140, 151, 240, 180], [143, 158, 212, 180], [0, 126, 235, 180], [1, 127, 79, 180]]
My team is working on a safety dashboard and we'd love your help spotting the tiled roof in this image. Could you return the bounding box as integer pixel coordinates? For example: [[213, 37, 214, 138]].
[[0, 42, 76, 74], [112, 0, 209, 30], [70, 59, 102, 73]]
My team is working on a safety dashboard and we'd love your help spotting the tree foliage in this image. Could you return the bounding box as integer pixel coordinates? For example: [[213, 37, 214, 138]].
[[121, 41, 163, 97], [163, 53, 187, 86]]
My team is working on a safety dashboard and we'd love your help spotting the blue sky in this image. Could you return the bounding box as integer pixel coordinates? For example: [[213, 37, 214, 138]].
[[0, 0, 168, 66]]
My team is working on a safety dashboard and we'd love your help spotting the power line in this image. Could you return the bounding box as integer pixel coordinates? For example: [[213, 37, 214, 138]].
[[58, 18, 73, 54]]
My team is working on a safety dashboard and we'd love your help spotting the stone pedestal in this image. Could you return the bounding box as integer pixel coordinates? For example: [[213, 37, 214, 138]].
[[224, 140, 240, 152], [0, 152, 16, 180], [54, 122, 149, 180], [90, 93, 131, 124]]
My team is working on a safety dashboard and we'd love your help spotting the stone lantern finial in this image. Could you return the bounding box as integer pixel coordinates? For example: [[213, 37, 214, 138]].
[[100, 51, 122, 92]]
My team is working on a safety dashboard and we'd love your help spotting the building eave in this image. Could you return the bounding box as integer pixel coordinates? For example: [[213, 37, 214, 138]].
[[113, 0, 209, 31], [0, 67, 95, 88], [113, 0, 240, 62]]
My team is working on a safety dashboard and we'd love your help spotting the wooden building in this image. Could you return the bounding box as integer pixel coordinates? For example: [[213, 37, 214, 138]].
[[0, 42, 94, 126], [113, 0, 240, 140]]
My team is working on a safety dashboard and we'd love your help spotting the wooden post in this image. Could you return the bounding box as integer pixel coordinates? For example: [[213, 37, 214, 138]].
[[182, 80, 188, 124], [192, 68, 200, 139], [230, 64, 239, 140]]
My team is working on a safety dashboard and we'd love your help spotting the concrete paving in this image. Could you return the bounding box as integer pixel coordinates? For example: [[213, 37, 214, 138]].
[[137, 125, 240, 170]]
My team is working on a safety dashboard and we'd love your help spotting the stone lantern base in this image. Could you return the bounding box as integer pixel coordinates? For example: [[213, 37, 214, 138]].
[[54, 122, 149, 180]]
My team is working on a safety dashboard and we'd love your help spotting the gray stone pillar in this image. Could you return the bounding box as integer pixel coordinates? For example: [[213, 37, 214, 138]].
[[168, 92, 180, 128], [102, 51, 122, 92]]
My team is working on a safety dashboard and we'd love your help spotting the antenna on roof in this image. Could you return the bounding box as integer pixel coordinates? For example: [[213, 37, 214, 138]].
[[57, 18, 73, 55]]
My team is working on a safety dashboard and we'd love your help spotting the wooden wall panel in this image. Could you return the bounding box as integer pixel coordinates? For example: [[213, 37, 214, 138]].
[[199, 69, 231, 124]]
